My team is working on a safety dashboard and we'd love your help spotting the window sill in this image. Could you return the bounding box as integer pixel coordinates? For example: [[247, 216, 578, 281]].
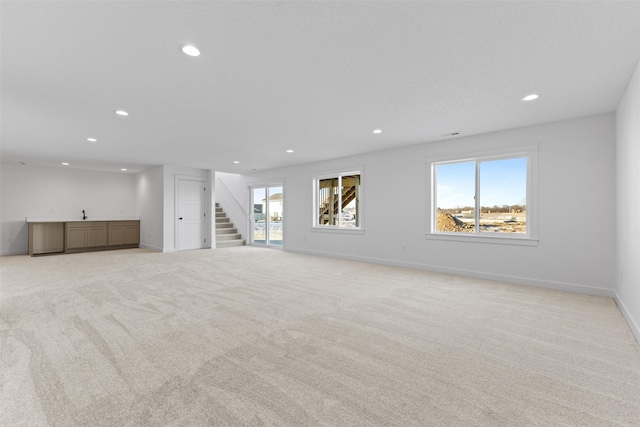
[[425, 233, 538, 246], [311, 227, 365, 235]]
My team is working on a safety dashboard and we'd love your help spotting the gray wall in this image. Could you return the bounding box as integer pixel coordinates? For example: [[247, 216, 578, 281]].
[[0, 163, 214, 255], [134, 165, 164, 251], [225, 113, 617, 297], [0, 164, 136, 255], [616, 59, 640, 342]]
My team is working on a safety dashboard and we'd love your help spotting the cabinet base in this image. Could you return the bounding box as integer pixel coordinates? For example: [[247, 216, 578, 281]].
[[63, 244, 140, 255]]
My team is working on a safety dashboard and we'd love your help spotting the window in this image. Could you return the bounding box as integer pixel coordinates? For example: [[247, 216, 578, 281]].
[[314, 171, 361, 230], [427, 145, 537, 245]]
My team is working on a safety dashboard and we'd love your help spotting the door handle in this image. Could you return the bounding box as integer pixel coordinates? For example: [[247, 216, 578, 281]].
[[179, 217, 183, 220]]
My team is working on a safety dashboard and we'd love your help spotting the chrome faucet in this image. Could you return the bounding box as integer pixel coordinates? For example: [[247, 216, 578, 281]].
[[82, 210, 87, 220]]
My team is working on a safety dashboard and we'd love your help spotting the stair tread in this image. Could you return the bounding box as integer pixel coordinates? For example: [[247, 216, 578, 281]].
[[216, 228, 237, 234], [214, 204, 243, 245], [217, 240, 245, 248], [216, 234, 241, 240]]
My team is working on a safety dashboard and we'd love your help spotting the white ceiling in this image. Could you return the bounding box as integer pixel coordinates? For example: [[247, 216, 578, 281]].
[[2, 1, 639, 174]]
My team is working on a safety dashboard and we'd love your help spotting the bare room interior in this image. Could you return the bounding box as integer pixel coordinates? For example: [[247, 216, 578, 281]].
[[1, 1, 639, 426]]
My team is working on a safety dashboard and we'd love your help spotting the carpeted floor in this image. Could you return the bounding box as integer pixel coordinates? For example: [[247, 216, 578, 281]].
[[1, 246, 639, 426]]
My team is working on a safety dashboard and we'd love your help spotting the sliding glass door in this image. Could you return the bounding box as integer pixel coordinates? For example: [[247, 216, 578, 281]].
[[251, 184, 283, 247]]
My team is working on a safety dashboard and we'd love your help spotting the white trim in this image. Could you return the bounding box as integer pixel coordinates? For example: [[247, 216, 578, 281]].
[[138, 243, 163, 252], [312, 168, 364, 230], [248, 181, 285, 248], [285, 246, 615, 298], [174, 175, 208, 251], [614, 291, 640, 345], [310, 165, 365, 178], [426, 143, 538, 243], [1, 249, 28, 256], [425, 143, 539, 164]]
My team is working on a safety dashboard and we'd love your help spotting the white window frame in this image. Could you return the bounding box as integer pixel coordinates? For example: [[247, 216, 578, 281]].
[[312, 168, 364, 234], [426, 144, 538, 246]]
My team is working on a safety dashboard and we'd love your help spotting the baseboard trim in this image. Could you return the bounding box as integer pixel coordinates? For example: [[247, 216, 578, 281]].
[[139, 244, 163, 252], [285, 247, 615, 298], [0, 249, 28, 256], [614, 291, 640, 345]]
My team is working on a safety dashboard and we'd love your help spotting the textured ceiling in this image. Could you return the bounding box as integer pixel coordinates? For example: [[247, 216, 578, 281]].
[[2, 1, 639, 174]]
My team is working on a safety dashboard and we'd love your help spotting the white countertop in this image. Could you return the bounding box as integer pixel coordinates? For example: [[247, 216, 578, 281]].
[[27, 217, 140, 223]]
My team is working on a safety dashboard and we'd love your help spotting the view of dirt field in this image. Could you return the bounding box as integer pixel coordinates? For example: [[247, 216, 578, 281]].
[[437, 212, 526, 233]]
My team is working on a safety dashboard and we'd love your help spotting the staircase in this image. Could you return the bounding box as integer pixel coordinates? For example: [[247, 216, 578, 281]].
[[215, 203, 245, 248], [319, 184, 357, 224]]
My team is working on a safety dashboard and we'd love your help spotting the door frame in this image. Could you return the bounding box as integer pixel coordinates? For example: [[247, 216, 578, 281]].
[[175, 175, 210, 251], [249, 181, 284, 249]]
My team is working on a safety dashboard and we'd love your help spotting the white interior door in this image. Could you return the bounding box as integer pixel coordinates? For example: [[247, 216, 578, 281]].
[[178, 179, 205, 250]]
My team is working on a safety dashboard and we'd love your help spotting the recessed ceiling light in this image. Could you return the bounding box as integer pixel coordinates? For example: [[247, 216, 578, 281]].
[[62, 162, 69, 166], [121, 168, 128, 171], [373, 129, 382, 134], [114, 110, 129, 116], [521, 94, 539, 101], [233, 161, 240, 164], [87, 138, 97, 142], [182, 45, 200, 57], [286, 150, 294, 153]]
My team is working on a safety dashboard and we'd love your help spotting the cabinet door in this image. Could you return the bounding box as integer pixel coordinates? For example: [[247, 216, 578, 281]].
[[124, 225, 140, 245], [66, 227, 88, 249], [109, 226, 125, 245], [88, 227, 107, 247]]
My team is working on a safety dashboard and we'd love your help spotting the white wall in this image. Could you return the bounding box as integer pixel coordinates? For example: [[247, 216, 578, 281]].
[[615, 60, 640, 342], [239, 114, 616, 296], [134, 166, 164, 251], [0, 163, 215, 255], [0, 163, 136, 255]]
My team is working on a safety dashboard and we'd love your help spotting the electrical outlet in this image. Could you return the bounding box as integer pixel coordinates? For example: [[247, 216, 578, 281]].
[[402, 245, 407, 252]]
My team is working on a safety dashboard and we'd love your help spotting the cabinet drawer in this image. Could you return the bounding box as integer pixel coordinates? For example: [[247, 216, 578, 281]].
[[66, 221, 107, 228]]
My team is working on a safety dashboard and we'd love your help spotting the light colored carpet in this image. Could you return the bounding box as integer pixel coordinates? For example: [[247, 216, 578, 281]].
[[1, 246, 639, 426]]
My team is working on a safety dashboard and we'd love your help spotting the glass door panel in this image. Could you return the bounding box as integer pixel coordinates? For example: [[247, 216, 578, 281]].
[[251, 184, 283, 247], [268, 186, 283, 246], [252, 187, 267, 245]]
